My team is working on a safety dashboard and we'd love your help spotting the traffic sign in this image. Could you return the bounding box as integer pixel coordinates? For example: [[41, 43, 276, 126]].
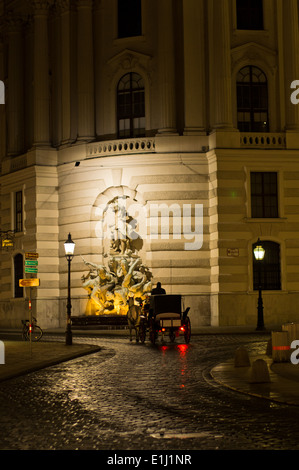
[[25, 252, 39, 260], [25, 267, 38, 274], [25, 260, 38, 266], [19, 278, 40, 287]]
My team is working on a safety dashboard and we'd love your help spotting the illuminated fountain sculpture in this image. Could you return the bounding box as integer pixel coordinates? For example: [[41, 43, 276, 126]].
[[82, 196, 152, 316]]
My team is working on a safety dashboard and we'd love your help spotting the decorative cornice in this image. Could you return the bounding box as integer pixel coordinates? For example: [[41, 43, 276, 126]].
[[107, 49, 152, 69], [32, 0, 52, 16], [107, 49, 153, 85], [52, 0, 76, 15], [1, 14, 24, 34], [231, 41, 277, 77]]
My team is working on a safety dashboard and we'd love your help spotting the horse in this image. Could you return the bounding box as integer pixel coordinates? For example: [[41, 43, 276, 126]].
[[127, 296, 141, 342]]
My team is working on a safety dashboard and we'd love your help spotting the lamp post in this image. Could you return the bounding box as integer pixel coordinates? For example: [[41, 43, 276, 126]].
[[253, 239, 266, 331], [64, 233, 75, 345]]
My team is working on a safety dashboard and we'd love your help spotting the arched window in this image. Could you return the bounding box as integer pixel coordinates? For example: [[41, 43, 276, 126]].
[[237, 66, 269, 132], [117, 72, 145, 138], [14, 253, 23, 298], [253, 241, 281, 291]]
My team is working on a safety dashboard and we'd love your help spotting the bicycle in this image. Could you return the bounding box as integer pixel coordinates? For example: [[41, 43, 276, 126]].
[[21, 317, 43, 341]]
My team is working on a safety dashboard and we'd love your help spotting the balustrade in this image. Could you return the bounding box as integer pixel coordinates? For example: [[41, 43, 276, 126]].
[[240, 133, 286, 149], [87, 138, 156, 158]]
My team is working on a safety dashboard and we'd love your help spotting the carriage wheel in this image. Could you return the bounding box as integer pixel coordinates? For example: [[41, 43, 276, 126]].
[[149, 319, 157, 344], [184, 317, 191, 344]]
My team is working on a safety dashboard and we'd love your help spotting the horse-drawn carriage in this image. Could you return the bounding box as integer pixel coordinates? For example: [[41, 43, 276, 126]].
[[138, 294, 191, 344]]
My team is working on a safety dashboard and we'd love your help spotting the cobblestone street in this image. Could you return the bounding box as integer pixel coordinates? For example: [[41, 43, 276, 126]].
[[0, 333, 299, 451]]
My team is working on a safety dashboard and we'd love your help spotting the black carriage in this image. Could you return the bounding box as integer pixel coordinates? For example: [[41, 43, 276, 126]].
[[139, 294, 191, 344]]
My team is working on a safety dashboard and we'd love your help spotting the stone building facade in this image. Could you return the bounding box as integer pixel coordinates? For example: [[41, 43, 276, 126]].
[[0, 0, 299, 329]]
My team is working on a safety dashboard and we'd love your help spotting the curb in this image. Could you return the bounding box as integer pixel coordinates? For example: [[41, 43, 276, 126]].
[[211, 355, 299, 406], [0, 342, 102, 383]]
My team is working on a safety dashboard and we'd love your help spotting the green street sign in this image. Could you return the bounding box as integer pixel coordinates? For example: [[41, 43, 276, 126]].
[[25, 260, 38, 266], [25, 267, 38, 274]]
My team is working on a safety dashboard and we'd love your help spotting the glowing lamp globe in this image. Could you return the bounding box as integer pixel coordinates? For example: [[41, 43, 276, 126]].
[[254, 241, 265, 261], [64, 233, 75, 257]]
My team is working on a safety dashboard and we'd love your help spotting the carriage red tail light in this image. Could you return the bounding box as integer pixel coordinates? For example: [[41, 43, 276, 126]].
[[180, 326, 185, 332]]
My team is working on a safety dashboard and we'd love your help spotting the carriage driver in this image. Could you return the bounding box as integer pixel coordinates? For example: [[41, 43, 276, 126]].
[[151, 282, 166, 295]]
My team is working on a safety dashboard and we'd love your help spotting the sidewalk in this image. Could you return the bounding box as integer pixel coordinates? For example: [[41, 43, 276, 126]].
[[211, 354, 299, 407], [0, 326, 298, 407], [0, 339, 101, 382]]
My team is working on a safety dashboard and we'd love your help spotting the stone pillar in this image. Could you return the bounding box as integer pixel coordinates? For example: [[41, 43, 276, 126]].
[[6, 17, 24, 155], [283, 0, 299, 131], [183, 0, 206, 135], [33, 0, 51, 146], [93, 0, 102, 139], [211, 0, 233, 129], [157, 0, 177, 134], [59, 0, 74, 145], [0, 36, 5, 160], [77, 0, 95, 140], [50, 4, 62, 147]]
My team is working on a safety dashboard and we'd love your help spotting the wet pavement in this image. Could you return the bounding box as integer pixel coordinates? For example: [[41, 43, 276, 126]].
[[0, 340, 101, 382], [0, 331, 299, 454]]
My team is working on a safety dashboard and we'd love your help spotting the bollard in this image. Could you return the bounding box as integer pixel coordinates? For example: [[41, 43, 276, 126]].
[[0, 80, 4, 105], [234, 346, 250, 367], [0, 340, 4, 364], [266, 338, 272, 357], [272, 331, 290, 362], [282, 323, 299, 344], [249, 359, 271, 384]]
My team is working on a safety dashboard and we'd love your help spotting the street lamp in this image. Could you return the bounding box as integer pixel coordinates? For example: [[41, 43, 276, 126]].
[[253, 239, 265, 331], [64, 233, 75, 345]]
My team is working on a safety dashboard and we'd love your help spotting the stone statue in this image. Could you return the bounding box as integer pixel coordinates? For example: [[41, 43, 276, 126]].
[[108, 198, 143, 256], [82, 255, 152, 315], [81, 196, 152, 315]]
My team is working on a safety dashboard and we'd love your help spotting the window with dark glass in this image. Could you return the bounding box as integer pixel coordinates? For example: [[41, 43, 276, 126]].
[[15, 191, 23, 232], [118, 0, 142, 38], [251, 172, 278, 218], [117, 72, 145, 138], [237, 0, 263, 30], [237, 66, 269, 132], [253, 241, 281, 291], [14, 253, 23, 298]]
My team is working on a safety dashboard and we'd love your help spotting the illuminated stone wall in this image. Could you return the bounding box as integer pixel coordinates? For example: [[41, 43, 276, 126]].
[[1, 0, 299, 328]]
